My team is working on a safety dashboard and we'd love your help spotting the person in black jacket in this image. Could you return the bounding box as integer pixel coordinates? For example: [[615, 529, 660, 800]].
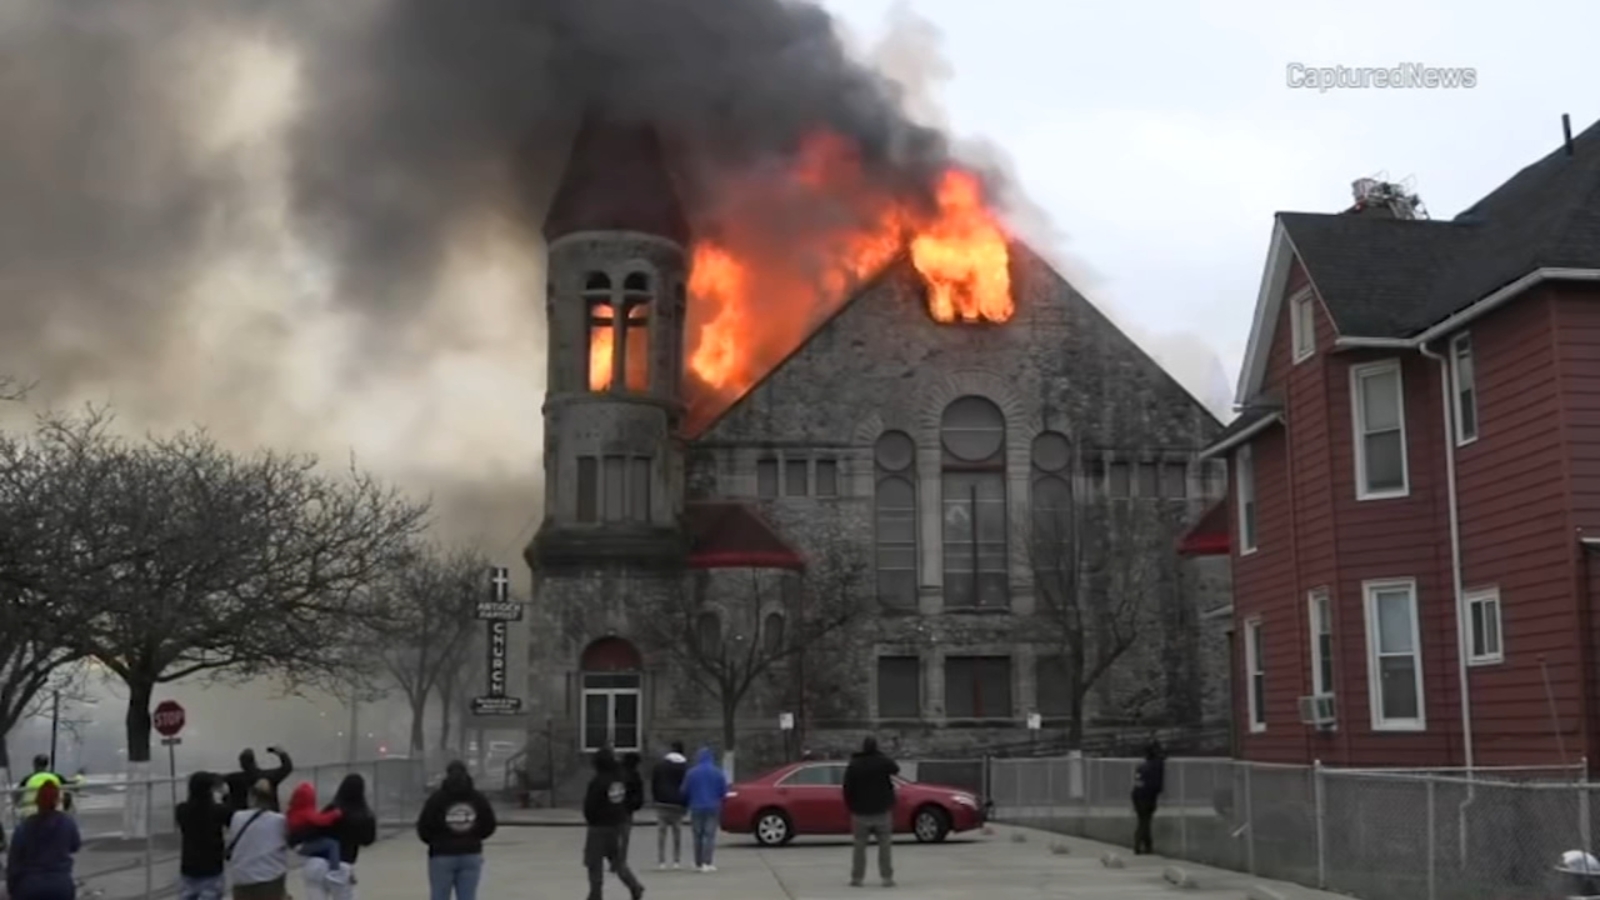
[[841, 736, 899, 888], [299, 773, 378, 900], [174, 771, 232, 900], [582, 748, 644, 900], [617, 753, 645, 868], [417, 761, 497, 900], [224, 747, 293, 813], [648, 742, 688, 870], [1131, 740, 1166, 855]]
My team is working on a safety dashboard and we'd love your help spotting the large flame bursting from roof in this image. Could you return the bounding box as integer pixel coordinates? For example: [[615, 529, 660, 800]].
[[591, 130, 1014, 429]]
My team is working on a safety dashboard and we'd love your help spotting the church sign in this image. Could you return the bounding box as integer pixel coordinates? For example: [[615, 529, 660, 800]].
[[472, 566, 524, 717]]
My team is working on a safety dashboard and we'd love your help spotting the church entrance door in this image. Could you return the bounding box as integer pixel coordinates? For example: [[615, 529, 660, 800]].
[[582, 673, 641, 752]]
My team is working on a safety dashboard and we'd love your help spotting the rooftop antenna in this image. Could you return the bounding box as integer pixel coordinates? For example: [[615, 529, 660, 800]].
[[1564, 113, 1576, 157]]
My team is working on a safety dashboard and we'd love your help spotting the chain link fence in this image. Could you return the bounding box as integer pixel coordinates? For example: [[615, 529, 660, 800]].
[[951, 755, 1598, 900], [4, 757, 429, 900]]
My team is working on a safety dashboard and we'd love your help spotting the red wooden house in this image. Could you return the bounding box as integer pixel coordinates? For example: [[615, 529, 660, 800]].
[[1187, 117, 1600, 769]]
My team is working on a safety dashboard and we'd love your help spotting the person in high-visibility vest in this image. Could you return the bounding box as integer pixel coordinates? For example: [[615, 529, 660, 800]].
[[15, 755, 62, 819]]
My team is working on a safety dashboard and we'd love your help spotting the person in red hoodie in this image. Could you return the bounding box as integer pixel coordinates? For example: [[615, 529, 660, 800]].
[[285, 783, 346, 871]]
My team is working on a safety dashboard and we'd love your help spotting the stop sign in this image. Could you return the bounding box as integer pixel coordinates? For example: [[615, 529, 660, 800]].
[[153, 700, 186, 738]]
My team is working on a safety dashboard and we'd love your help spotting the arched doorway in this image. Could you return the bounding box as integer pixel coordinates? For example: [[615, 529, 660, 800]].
[[580, 637, 643, 753]]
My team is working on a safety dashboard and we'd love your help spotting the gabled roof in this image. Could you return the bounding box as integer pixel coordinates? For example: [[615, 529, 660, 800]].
[[544, 110, 691, 246], [683, 501, 805, 571], [1197, 403, 1282, 460], [1236, 116, 1600, 407]]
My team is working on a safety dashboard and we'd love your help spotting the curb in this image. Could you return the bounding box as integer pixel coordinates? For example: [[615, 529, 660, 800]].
[[1161, 864, 1198, 888], [1245, 886, 1288, 900]]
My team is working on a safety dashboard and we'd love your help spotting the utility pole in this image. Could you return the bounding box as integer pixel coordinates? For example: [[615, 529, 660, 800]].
[[346, 682, 360, 764]]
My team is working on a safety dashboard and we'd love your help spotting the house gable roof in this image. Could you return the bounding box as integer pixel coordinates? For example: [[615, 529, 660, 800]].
[[1236, 115, 1600, 407]]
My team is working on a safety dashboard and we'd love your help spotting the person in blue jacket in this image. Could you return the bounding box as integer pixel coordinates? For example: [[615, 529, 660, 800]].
[[5, 781, 81, 900], [680, 747, 728, 873]]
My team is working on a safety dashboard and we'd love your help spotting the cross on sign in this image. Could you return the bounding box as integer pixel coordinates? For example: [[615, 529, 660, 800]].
[[491, 567, 510, 603]]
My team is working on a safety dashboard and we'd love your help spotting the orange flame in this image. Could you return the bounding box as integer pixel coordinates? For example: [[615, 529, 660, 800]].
[[584, 128, 1014, 432]]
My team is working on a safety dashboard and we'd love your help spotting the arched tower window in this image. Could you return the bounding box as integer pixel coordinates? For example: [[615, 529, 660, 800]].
[[621, 272, 652, 392], [874, 431, 918, 610], [940, 396, 1008, 609], [763, 612, 786, 654], [697, 611, 723, 658], [1030, 432, 1074, 599], [584, 272, 614, 392]]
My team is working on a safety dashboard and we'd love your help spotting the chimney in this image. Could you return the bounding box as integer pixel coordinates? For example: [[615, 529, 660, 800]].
[[1563, 113, 1575, 157]]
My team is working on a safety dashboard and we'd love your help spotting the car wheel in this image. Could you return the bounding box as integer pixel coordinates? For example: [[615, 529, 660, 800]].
[[913, 805, 950, 843], [754, 808, 793, 846]]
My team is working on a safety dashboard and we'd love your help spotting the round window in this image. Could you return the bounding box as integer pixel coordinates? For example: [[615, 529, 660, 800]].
[[940, 396, 1005, 461], [1032, 432, 1071, 472], [875, 431, 915, 472]]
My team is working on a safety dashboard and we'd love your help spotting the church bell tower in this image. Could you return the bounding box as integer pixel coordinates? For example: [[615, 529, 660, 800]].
[[527, 109, 691, 573]]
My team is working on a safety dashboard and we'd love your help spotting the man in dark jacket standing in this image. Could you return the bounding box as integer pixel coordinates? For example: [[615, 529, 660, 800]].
[[583, 748, 644, 900], [841, 736, 899, 888], [648, 742, 688, 870], [416, 761, 498, 900], [1130, 741, 1165, 854], [224, 747, 293, 812]]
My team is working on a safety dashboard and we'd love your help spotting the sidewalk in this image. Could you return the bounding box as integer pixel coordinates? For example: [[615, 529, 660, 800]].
[[344, 820, 1355, 899]]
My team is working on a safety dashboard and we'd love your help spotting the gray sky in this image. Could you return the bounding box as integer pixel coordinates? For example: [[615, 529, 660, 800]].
[[820, 0, 1600, 414]]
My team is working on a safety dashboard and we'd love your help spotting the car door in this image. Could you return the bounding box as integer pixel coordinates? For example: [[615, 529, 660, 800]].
[[776, 764, 850, 835], [890, 775, 915, 832]]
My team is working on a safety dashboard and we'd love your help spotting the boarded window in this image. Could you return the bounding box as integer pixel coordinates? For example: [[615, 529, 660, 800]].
[[875, 432, 918, 610], [602, 455, 626, 521], [1162, 462, 1188, 498], [944, 655, 1013, 719], [577, 456, 598, 523], [941, 397, 1008, 610], [756, 458, 778, 498], [1035, 655, 1073, 717], [1136, 462, 1158, 497], [816, 459, 839, 497], [627, 457, 651, 521], [1107, 462, 1131, 497], [877, 656, 921, 719], [785, 458, 808, 496]]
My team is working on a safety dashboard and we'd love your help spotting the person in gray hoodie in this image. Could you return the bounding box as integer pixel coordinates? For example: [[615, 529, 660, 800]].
[[648, 743, 688, 869]]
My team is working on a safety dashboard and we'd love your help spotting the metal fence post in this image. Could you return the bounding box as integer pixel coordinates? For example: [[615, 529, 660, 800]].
[[144, 777, 154, 900], [1314, 760, 1327, 889], [1582, 756, 1592, 855], [1178, 760, 1189, 858], [1426, 776, 1437, 900], [1244, 762, 1256, 875], [1046, 758, 1056, 815]]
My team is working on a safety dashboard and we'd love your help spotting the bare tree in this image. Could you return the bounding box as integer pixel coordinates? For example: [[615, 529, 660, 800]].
[[363, 545, 486, 756], [433, 621, 482, 755], [1030, 466, 1168, 747], [33, 414, 429, 780], [639, 559, 867, 754]]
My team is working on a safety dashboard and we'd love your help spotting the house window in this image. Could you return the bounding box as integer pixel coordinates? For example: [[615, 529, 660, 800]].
[[1245, 618, 1266, 732], [1352, 360, 1409, 499], [1035, 655, 1072, 717], [1136, 462, 1158, 497], [944, 655, 1012, 719], [1161, 462, 1188, 498], [876, 656, 921, 719], [941, 397, 1008, 609], [756, 457, 778, 499], [1236, 445, 1257, 554], [1107, 461, 1130, 498], [785, 458, 808, 496], [816, 459, 839, 497], [1309, 589, 1333, 696], [1363, 579, 1425, 730], [621, 272, 651, 393], [1450, 333, 1478, 445], [577, 456, 598, 523], [874, 431, 918, 610], [1466, 586, 1503, 665], [1291, 290, 1316, 363]]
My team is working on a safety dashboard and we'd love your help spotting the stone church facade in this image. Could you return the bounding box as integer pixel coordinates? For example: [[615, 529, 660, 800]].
[[522, 114, 1233, 788]]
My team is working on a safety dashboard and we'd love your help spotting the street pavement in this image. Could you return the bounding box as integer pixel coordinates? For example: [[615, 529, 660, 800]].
[[340, 821, 1349, 899]]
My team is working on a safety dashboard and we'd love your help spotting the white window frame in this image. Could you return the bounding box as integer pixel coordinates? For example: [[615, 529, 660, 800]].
[[1308, 588, 1334, 697], [1450, 332, 1479, 446], [1362, 578, 1426, 732], [1245, 617, 1266, 732], [1291, 289, 1316, 363], [1465, 585, 1504, 666], [1236, 444, 1258, 555], [1350, 360, 1411, 501]]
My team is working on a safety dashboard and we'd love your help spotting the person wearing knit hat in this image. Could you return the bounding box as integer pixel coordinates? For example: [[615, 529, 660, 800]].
[[5, 780, 82, 900]]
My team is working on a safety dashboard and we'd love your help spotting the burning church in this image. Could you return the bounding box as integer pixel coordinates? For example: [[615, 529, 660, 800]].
[[521, 107, 1232, 784]]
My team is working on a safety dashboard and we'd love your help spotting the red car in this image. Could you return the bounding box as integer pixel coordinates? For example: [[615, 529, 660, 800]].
[[721, 760, 986, 846]]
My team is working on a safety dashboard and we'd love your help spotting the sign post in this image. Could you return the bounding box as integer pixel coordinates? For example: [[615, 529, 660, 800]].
[[153, 700, 186, 810], [472, 566, 524, 717]]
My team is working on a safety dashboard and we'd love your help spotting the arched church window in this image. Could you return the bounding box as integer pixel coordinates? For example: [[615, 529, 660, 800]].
[[874, 431, 917, 610], [697, 611, 723, 658], [584, 272, 615, 392], [621, 271, 652, 392], [1030, 432, 1075, 602], [940, 396, 1008, 609], [763, 612, 785, 654]]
